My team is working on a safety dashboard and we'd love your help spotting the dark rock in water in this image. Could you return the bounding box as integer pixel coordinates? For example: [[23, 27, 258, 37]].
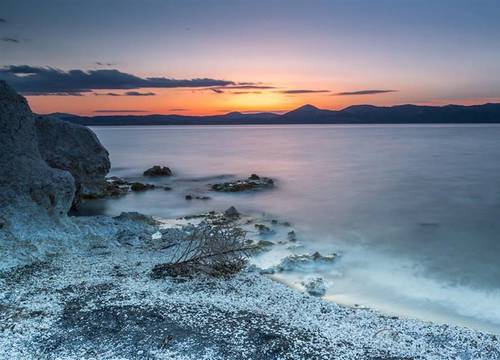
[[287, 230, 297, 242], [130, 182, 155, 192], [107, 176, 128, 186], [195, 195, 211, 200], [211, 174, 274, 192], [163, 186, 172, 191], [35, 115, 110, 209], [0, 80, 75, 243], [257, 240, 275, 247], [185, 194, 193, 200], [143, 165, 172, 177], [224, 206, 240, 219], [255, 224, 274, 235]]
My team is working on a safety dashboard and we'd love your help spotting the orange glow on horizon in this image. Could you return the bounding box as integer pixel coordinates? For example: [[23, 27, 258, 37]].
[[25, 87, 500, 117]]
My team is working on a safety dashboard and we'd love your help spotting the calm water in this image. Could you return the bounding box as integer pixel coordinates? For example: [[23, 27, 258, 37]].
[[81, 124, 500, 334]]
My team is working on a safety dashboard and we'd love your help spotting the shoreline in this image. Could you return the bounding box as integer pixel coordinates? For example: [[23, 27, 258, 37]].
[[2, 212, 500, 359]]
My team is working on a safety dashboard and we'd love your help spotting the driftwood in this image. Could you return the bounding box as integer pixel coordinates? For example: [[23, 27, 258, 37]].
[[151, 223, 254, 278]]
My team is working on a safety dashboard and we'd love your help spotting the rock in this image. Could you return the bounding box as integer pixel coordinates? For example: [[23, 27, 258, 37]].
[[211, 175, 274, 192], [35, 115, 110, 208], [195, 195, 211, 200], [163, 186, 172, 191], [255, 224, 274, 236], [224, 206, 240, 219], [302, 277, 327, 296], [0, 81, 75, 268], [114, 212, 158, 226], [276, 252, 336, 272], [287, 230, 297, 242], [130, 182, 155, 192], [107, 176, 128, 186], [257, 240, 275, 247], [143, 165, 172, 177], [185, 195, 193, 200]]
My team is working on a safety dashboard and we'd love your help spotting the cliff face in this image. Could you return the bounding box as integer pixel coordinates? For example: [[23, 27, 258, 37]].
[[35, 115, 110, 208]]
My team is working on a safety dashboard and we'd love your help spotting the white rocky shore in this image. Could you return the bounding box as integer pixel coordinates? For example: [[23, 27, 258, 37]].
[[1, 81, 500, 359]]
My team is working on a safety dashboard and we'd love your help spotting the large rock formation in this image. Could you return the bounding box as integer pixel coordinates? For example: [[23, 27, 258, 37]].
[[0, 81, 77, 267], [35, 115, 110, 207], [0, 81, 75, 224]]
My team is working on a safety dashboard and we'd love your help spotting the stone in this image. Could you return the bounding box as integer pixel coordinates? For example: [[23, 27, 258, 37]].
[[302, 277, 327, 296], [0, 81, 75, 268], [185, 195, 193, 200], [224, 206, 240, 219], [143, 165, 172, 177], [211, 175, 274, 192], [254, 224, 274, 235], [287, 230, 297, 242], [130, 182, 155, 192], [35, 115, 110, 208]]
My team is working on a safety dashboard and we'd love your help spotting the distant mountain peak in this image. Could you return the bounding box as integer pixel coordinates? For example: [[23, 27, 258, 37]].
[[295, 104, 319, 111]]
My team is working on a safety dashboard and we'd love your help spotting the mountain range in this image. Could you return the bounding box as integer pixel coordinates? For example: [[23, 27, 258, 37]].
[[49, 103, 500, 126]]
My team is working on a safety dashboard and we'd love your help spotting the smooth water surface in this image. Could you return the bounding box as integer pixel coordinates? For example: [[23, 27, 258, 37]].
[[81, 124, 500, 334]]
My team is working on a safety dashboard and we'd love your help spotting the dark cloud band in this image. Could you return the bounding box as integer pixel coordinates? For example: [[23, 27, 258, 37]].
[[0, 65, 236, 95], [277, 89, 330, 94], [334, 89, 397, 96]]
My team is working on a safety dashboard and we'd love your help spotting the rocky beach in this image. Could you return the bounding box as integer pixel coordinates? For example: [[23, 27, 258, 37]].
[[2, 81, 500, 359]]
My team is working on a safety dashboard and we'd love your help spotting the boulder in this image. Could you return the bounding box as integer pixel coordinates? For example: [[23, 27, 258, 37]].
[[143, 165, 172, 177], [35, 115, 110, 208], [130, 182, 155, 192], [224, 206, 240, 219], [211, 174, 274, 192], [302, 277, 327, 296], [0, 81, 76, 268]]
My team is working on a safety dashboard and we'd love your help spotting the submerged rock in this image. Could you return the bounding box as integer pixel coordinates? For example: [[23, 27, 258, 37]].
[[130, 182, 155, 192], [287, 230, 297, 242], [211, 174, 274, 192], [255, 223, 275, 236], [35, 115, 110, 209], [143, 165, 172, 177]]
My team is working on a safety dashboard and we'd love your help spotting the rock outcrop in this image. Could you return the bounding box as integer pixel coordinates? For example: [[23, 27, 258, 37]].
[[211, 174, 274, 192], [35, 115, 110, 207], [0, 81, 76, 267]]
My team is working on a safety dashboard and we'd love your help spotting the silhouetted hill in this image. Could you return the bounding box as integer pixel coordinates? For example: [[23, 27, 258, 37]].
[[51, 103, 500, 126]]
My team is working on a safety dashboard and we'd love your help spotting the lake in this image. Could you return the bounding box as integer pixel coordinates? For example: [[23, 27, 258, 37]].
[[79, 124, 500, 334]]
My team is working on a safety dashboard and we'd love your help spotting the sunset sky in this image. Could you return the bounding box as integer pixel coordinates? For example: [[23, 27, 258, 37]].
[[1, 0, 500, 115]]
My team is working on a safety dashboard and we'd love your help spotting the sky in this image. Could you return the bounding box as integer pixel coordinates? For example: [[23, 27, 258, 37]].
[[1, 0, 500, 116]]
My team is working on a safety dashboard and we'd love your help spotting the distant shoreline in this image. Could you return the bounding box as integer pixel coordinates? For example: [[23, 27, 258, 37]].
[[47, 102, 500, 126]]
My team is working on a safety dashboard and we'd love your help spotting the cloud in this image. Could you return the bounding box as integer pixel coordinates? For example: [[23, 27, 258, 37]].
[[169, 108, 188, 112], [2, 37, 19, 43], [232, 91, 262, 95], [0, 18, 6, 23], [94, 91, 156, 96], [334, 89, 398, 96], [124, 91, 156, 96], [94, 110, 148, 113], [0, 65, 236, 95], [210, 88, 224, 94], [277, 89, 330, 94], [95, 62, 116, 66], [218, 85, 275, 90]]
